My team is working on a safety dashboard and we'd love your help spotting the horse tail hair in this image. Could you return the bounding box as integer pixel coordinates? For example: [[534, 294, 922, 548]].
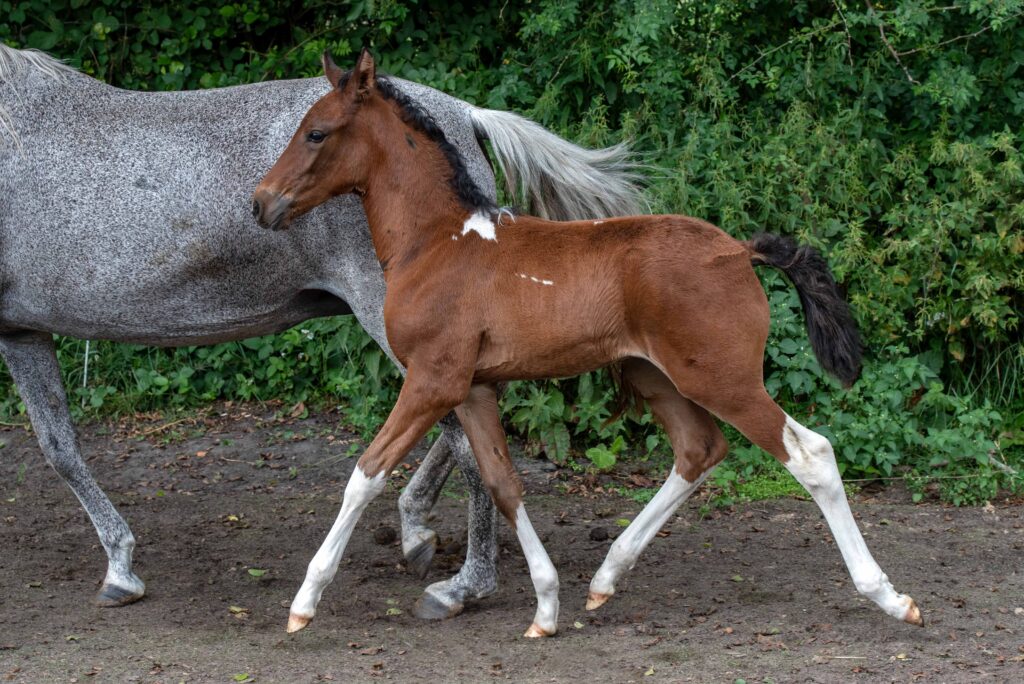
[[745, 233, 862, 387], [0, 44, 72, 152], [469, 107, 647, 221]]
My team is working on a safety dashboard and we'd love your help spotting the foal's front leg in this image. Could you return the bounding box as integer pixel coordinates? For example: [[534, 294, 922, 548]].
[[287, 372, 465, 633], [455, 384, 560, 637]]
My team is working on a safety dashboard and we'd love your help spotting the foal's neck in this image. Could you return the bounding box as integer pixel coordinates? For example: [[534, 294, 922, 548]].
[[359, 110, 484, 273]]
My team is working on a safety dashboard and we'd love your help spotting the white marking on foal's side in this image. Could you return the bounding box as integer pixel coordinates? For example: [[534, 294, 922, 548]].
[[781, 415, 917, 622], [461, 212, 497, 241], [515, 503, 559, 635], [290, 466, 386, 622], [516, 272, 554, 286], [593, 220, 605, 225]]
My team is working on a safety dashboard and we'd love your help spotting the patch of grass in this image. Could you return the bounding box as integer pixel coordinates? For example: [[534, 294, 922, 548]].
[[708, 454, 862, 508], [733, 473, 806, 501], [610, 484, 657, 505]]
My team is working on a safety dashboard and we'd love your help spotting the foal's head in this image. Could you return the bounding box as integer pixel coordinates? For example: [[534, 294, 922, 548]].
[[252, 49, 384, 231]]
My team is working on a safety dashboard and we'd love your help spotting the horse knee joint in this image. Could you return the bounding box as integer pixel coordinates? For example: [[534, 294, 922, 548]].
[[782, 419, 840, 491], [704, 431, 729, 469], [344, 468, 386, 508]]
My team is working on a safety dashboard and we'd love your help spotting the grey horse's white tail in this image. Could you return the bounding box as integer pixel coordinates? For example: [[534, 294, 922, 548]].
[[470, 107, 646, 221]]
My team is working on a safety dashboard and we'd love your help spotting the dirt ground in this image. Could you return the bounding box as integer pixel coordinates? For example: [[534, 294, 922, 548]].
[[1, 404, 1022, 683]]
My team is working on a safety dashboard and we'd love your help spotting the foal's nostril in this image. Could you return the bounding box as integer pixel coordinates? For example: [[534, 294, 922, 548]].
[[251, 199, 262, 220]]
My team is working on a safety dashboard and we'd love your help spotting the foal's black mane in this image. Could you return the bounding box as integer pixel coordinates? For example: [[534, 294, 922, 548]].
[[339, 70, 497, 215]]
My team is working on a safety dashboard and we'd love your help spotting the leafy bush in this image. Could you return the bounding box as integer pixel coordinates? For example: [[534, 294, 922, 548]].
[[2, 0, 1021, 502]]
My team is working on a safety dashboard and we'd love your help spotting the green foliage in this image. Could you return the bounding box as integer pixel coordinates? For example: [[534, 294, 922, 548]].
[[1, 1, 1021, 503]]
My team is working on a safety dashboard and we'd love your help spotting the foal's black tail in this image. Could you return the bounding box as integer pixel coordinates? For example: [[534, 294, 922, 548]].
[[745, 233, 862, 387]]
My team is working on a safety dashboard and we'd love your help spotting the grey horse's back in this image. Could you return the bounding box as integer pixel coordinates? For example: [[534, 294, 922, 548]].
[[0, 48, 491, 345]]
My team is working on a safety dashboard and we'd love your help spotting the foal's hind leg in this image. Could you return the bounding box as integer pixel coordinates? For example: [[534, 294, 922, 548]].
[[455, 384, 560, 637], [0, 332, 144, 606], [587, 358, 728, 610], [668, 363, 923, 627]]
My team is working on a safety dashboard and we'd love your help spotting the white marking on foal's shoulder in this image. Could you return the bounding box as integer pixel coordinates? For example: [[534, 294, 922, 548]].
[[461, 212, 497, 241]]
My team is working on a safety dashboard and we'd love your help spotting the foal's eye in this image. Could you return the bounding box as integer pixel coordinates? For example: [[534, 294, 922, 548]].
[[307, 130, 326, 143]]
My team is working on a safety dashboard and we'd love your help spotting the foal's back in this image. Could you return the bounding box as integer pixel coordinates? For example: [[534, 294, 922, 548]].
[[418, 213, 767, 383]]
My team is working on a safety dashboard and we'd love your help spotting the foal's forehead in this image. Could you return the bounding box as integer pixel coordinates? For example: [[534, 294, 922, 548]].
[[302, 88, 349, 125]]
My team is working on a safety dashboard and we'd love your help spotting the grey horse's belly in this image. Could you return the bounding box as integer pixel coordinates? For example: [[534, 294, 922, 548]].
[[0, 186, 364, 345]]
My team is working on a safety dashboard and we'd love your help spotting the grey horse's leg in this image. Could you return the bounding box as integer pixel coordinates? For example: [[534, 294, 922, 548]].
[[397, 416, 458, 578], [0, 331, 144, 605], [408, 417, 499, 619]]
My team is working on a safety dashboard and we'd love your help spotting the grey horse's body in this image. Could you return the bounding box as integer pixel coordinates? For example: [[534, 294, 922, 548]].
[[0, 45, 642, 619]]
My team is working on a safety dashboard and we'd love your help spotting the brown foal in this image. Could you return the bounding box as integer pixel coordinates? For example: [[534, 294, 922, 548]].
[[252, 50, 922, 637]]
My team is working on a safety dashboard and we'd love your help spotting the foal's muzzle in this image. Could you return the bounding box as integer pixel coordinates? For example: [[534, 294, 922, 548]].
[[251, 189, 293, 231]]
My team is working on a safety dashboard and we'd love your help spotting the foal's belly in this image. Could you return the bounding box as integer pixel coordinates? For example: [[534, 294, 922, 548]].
[[473, 321, 630, 383], [469, 274, 633, 382]]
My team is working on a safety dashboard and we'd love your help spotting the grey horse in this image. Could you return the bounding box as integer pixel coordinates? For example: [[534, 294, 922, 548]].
[[0, 45, 643, 619]]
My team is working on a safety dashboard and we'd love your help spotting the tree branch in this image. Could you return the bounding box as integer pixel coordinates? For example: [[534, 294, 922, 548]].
[[896, 9, 1024, 57], [865, 0, 919, 85]]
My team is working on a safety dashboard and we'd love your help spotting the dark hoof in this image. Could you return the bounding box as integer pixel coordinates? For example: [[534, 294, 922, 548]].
[[95, 583, 144, 607], [405, 539, 436, 580], [413, 591, 463, 621]]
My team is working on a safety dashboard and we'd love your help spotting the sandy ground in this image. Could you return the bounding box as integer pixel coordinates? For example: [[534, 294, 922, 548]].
[[1, 404, 1022, 683]]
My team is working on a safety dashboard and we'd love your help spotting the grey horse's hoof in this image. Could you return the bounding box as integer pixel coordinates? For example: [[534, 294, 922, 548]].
[[95, 582, 145, 607], [405, 536, 437, 579], [413, 591, 463, 620]]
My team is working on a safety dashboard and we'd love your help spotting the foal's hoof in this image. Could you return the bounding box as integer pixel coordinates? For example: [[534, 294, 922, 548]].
[[94, 581, 145, 607], [286, 612, 312, 633], [404, 533, 438, 580], [523, 623, 555, 638], [585, 591, 611, 611], [903, 598, 924, 627], [413, 592, 463, 621]]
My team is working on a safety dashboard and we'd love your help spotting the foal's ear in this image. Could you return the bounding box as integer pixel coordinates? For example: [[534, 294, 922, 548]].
[[322, 51, 344, 89], [349, 47, 377, 97]]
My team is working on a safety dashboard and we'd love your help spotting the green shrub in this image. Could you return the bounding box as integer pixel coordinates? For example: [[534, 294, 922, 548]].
[[2, 0, 1020, 503]]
